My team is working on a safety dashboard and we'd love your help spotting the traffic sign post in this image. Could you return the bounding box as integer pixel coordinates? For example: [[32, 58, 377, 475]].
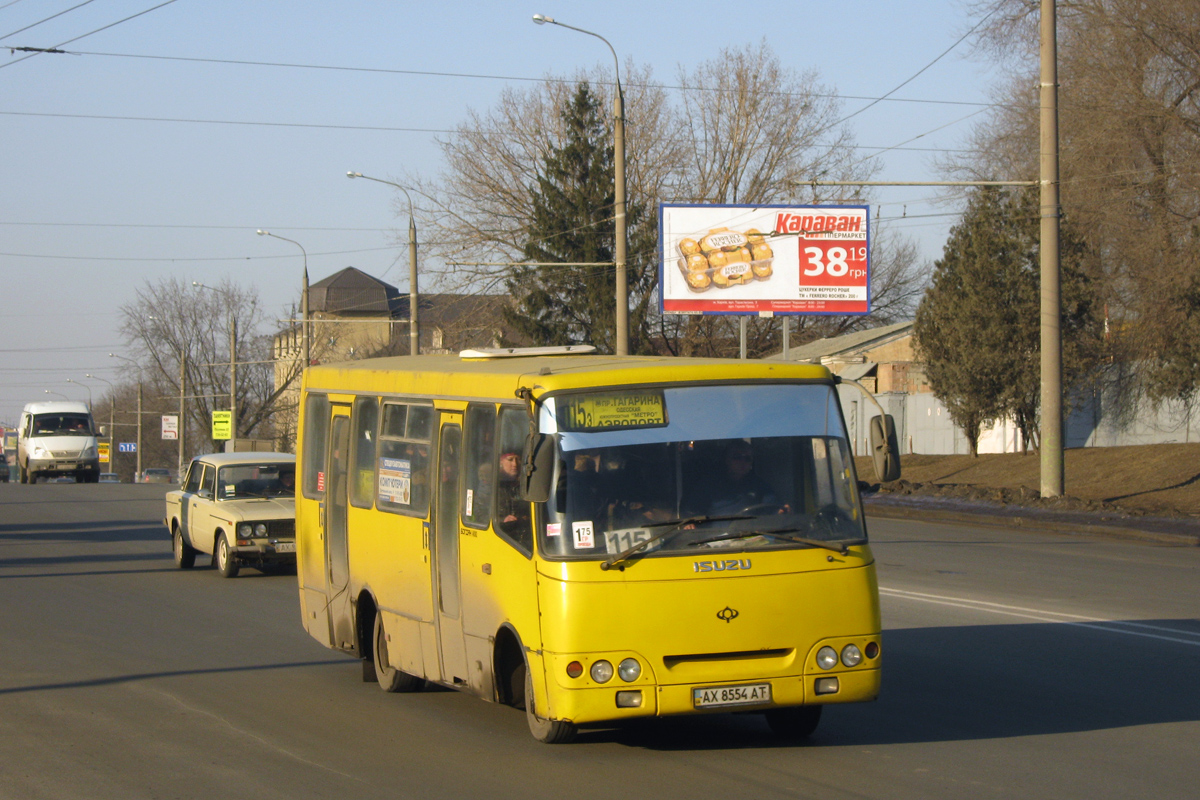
[[118, 442, 137, 453], [162, 415, 179, 441], [98, 442, 110, 464], [212, 411, 232, 441]]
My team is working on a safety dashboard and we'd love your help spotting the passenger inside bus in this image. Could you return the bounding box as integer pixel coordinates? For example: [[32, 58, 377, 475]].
[[494, 450, 532, 548]]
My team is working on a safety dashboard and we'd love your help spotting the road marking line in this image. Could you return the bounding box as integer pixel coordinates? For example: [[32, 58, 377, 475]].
[[879, 586, 1200, 648]]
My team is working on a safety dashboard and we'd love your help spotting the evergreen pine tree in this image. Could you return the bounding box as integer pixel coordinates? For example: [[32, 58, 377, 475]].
[[914, 187, 1101, 454], [504, 82, 655, 353]]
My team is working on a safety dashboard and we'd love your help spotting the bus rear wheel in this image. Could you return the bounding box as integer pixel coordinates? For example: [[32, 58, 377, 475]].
[[524, 663, 577, 744], [764, 705, 822, 739], [373, 614, 423, 693]]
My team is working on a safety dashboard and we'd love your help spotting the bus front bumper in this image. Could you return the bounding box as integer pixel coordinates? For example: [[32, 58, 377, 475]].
[[546, 667, 880, 726]]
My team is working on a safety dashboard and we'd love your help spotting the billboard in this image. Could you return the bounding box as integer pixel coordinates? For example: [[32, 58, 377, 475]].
[[660, 204, 870, 315]]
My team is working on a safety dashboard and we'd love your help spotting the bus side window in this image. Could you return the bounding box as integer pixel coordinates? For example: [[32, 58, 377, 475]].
[[377, 402, 433, 517], [301, 393, 330, 499], [492, 407, 532, 555], [349, 396, 379, 509], [462, 404, 496, 529]]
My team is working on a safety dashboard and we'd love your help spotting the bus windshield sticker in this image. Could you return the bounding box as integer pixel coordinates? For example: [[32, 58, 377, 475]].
[[557, 389, 668, 432], [572, 520, 595, 548], [605, 527, 660, 555], [546, 522, 562, 537], [378, 457, 412, 505]]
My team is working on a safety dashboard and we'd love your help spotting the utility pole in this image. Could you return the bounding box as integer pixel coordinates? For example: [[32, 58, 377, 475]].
[[178, 359, 186, 480], [229, 315, 238, 452], [1039, 0, 1064, 497], [136, 384, 143, 481]]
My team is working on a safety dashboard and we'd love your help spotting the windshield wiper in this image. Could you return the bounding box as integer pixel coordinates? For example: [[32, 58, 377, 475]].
[[689, 528, 865, 555], [600, 514, 752, 571]]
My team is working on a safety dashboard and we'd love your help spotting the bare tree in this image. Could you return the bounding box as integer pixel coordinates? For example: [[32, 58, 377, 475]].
[[119, 277, 301, 455], [953, 0, 1200, 402], [413, 42, 920, 357]]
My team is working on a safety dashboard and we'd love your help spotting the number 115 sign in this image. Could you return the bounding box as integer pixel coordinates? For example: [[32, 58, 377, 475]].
[[659, 204, 871, 315]]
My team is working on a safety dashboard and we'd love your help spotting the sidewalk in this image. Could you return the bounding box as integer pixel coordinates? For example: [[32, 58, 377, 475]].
[[864, 493, 1200, 547]]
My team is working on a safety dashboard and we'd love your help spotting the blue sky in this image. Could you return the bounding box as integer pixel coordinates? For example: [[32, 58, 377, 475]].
[[0, 1, 1007, 426]]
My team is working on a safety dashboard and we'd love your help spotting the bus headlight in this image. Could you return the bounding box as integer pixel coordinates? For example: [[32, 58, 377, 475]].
[[841, 644, 863, 667], [617, 658, 641, 682], [590, 660, 614, 683], [255, 523, 268, 537], [816, 646, 838, 670]]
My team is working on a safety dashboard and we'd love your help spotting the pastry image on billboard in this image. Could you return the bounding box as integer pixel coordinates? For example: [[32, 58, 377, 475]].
[[675, 227, 773, 292]]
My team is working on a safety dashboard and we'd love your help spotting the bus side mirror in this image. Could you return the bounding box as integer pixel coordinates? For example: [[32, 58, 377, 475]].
[[522, 433, 555, 502], [869, 414, 901, 483]]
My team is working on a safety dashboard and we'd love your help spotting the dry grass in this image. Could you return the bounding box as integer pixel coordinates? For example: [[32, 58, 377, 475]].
[[856, 443, 1200, 517]]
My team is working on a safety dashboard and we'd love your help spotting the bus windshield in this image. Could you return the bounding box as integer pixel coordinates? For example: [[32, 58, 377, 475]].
[[538, 383, 864, 561]]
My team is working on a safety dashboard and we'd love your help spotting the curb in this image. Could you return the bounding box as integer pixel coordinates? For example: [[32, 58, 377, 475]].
[[863, 498, 1200, 547]]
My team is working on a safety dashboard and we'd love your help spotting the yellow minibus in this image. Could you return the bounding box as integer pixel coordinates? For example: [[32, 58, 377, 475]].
[[295, 347, 898, 743]]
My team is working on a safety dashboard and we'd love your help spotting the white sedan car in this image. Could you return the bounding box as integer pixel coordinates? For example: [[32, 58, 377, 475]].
[[164, 452, 296, 578]]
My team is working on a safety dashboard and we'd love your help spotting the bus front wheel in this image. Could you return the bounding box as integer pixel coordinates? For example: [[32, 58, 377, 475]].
[[373, 613, 423, 693], [764, 705, 822, 739], [524, 664, 577, 744]]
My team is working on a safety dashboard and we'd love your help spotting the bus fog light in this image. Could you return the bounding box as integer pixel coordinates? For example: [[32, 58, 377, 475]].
[[566, 661, 583, 679], [618, 658, 641, 682], [590, 660, 614, 683], [865, 641, 879, 659], [816, 646, 838, 670], [815, 677, 840, 695], [615, 691, 642, 708], [841, 644, 862, 667]]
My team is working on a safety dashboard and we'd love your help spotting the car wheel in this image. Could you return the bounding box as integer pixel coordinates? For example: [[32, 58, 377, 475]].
[[18, 462, 28, 484], [173, 526, 197, 570], [215, 533, 239, 578], [373, 613, 424, 693], [524, 661, 577, 744], [764, 705, 822, 739]]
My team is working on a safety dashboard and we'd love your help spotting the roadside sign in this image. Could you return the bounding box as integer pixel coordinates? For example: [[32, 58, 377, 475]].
[[118, 442, 137, 453], [162, 414, 178, 440], [212, 410, 232, 440], [98, 442, 110, 464], [659, 203, 871, 315]]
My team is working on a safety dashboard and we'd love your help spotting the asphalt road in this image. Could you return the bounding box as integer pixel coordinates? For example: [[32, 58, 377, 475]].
[[1, 483, 1197, 799]]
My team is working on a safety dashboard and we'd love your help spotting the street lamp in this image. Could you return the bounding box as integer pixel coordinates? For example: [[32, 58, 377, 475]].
[[256, 229, 311, 370], [532, 13, 628, 355], [65, 378, 92, 410], [44, 390, 69, 400], [85, 373, 116, 475], [192, 282, 238, 451], [346, 172, 420, 355]]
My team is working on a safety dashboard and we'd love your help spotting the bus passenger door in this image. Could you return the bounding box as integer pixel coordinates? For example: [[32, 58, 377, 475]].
[[432, 414, 468, 685], [325, 405, 355, 651]]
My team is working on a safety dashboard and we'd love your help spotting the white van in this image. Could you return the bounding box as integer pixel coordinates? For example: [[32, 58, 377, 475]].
[[18, 401, 101, 484]]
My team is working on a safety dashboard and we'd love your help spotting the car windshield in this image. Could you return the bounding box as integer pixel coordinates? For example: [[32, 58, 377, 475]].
[[216, 463, 296, 499], [33, 414, 93, 436], [538, 383, 865, 561]]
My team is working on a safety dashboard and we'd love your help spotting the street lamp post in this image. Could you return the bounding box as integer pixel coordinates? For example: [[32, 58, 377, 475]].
[[256, 230, 311, 370], [65, 378, 92, 410], [44, 390, 69, 400], [532, 14, 628, 356], [84, 374, 115, 472], [346, 172, 420, 355], [123, 338, 185, 480], [192, 282, 238, 452]]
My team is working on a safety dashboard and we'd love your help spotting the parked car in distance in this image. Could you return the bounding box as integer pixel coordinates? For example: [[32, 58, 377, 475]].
[[142, 468, 173, 484], [163, 452, 297, 578], [0, 460, 9, 482], [99, 472, 121, 483]]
